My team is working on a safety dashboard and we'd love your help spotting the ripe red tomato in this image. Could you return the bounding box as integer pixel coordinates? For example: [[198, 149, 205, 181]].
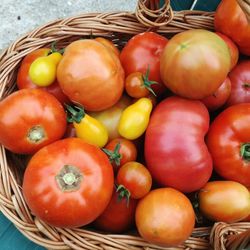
[[117, 161, 152, 199], [135, 188, 195, 247], [93, 189, 137, 233], [17, 48, 69, 104], [57, 40, 124, 111], [103, 138, 137, 171], [160, 29, 231, 99], [207, 103, 250, 187], [215, 0, 250, 55], [120, 32, 168, 95], [199, 181, 250, 223], [145, 96, 213, 193], [226, 60, 250, 106], [201, 77, 231, 111], [23, 138, 114, 228], [0, 89, 66, 154]]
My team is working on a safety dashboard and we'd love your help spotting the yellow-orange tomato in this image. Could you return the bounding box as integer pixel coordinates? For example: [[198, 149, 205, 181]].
[[57, 40, 124, 111], [242, 188, 250, 222], [95, 37, 120, 57]]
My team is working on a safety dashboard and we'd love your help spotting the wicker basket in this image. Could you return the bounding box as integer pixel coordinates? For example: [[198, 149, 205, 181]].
[[0, 0, 250, 249]]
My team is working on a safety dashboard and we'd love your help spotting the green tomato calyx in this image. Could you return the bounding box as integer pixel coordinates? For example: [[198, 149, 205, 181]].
[[240, 143, 250, 161], [65, 104, 85, 123], [116, 184, 130, 207], [142, 66, 158, 97], [102, 142, 122, 166]]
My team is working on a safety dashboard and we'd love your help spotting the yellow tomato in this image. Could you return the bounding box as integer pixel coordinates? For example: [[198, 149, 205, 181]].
[[118, 98, 153, 140]]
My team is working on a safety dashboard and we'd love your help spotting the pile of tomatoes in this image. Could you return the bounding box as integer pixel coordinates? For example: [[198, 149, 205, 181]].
[[0, 0, 250, 247]]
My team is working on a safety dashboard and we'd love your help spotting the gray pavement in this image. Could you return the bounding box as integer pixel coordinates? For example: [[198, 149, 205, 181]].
[[0, 0, 137, 51]]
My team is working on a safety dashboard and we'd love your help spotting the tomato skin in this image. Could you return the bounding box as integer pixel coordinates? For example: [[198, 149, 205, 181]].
[[117, 162, 152, 199], [242, 188, 250, 222], [23, 138, 114, 228], [206, 103, 250, 187], [201, 77, 231, 111], [120, 32, 168, 95], [57, 40, 124, 111], [93, 190, 137, 233], [0, 89, 66, 154], [226, 61, 250, 106], [145, 96, 213, 193], [199, 181, 250, 223], [135, 188, 195, 247], [215, 0, 250, 55], [160, 29, 231, 99], [95, 37, 120, 57]]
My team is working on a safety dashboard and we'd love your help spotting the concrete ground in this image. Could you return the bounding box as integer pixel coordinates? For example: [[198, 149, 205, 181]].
[[0, 0, 137, 51]]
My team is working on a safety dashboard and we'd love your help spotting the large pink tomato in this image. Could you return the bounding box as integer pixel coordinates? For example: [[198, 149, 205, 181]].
[[145, 96, 213, 193]]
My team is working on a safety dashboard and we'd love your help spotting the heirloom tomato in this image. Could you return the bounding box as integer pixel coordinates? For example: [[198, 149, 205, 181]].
[[0, 89, 66, 154], [135, 188, 195, 247], [160, 29, 230, 99], [145, 96, 213, 193], [57, 40, 124, 111], [207, 103, 250, 187], [23, 138, 114, 228], [95, 37, 120, 57]]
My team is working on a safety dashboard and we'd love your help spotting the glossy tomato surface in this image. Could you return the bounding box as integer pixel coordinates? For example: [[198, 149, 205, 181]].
[[145, 96, 213, 193], [23, 138, 114, 228]]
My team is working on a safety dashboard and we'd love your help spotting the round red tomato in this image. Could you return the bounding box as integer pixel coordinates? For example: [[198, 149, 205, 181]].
[[145, 96, 213, 193], [117, 161, 152, 199], [23, 138, 114, 228], [160, 29, 231, 99], [17, 48, 69, 104], [207, 103, 250, 187], [135, 188, 195, 247], [0, 89, 66, 154], [57, 40, 124, 111], [93, 189, 137, 233], [201, 77, 231, 111], [226, 60, 250, 106], [215, 0, 250, 55], [120, 32, 168, 95], [199, 181, 250, 223]]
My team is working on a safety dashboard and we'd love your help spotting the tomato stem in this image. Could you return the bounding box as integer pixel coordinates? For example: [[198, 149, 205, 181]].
[[102, 142, 122, 166], [50, 41, 65, 55], [65, 104, 85, 123], [116, 184, 130, 207], [27, 125, 45, 143], [240, 143, 250, 161], [143, 66, 158, 97]]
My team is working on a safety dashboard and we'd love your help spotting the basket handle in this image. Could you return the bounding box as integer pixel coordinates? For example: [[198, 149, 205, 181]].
[[237, 0, 250, 23], [135, 0, 174, 28], [226, 228, 250, 250]]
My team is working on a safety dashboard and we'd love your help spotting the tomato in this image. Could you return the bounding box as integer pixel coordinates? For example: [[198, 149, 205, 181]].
[[215, 0, 250, 55], [93, 189, 137, 233], [103, 138, 137, 171], [145, 96, 213, 193], [63, 123, 76, 138], [95, 37, 120, 57], [0, 89, 66, 154], [242, 188, 250, 222], [226, 60, 250, 106], [120, 32, 168, 95], [118, 98, 153, 140], [201, 77, 231, 111], [23, 138, 114, 228], [216, 32, 239, 70], [199, 181, 250, 223], [117, 161, 152, 199], [135, 188, 195, 247], [57, 40, 124, 111], [66, 104, 108, 148], [206, 103, 250, 187], [160, 29, 231, 99], [17, 48, 69, 104], [89, 95, 131, 141]]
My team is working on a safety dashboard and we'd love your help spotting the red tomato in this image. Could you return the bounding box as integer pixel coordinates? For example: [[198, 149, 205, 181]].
[[201, 77, 231, 111], [216, 32, 239, 70], [160, 29, 231, 99], [103, 138, 137, 171], [145, 96, 213, 193], [226, 60, 250, 106], [17, 48, 69, 104], [135, 188, 195, 247], [120, 32, 168, 95], [207, 103, 250, 187], [199, 181, 250, 223], [0, 89, 66, 154], [117, 161, 152, 199], [215, 0, 250, 55], [23, 138, 114, 228], [57, 40, 124, 111], [93, 189, 137, 233]]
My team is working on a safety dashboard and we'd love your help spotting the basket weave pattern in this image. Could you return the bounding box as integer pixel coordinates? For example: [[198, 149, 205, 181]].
[[0, 1, 249, 249]]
